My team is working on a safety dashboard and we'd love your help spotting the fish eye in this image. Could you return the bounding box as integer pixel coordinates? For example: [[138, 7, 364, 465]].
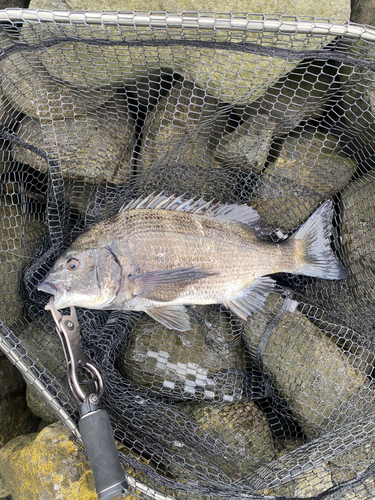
[[66, 258, 80, 271]]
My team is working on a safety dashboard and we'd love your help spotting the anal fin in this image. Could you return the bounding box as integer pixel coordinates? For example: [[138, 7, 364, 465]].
[[225, 276, 276, 321], [146, 305, 190, 331]]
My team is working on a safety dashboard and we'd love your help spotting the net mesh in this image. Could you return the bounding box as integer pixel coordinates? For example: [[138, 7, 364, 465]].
[[0, 10, 374, 499]]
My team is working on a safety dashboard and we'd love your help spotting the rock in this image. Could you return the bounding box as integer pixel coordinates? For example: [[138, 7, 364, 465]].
[[118, 307, 246, 402], [26, 385, 59, 426], [0, 471, 11, 500], [337, 63, 375, 149], [0, 195, 47, 325], [181, 399, 275, 474], [0, 0, 27, 6], [0, 422, 96, 500], [251, 126, 356, 232], [212, 59, 342, 178], [340, 171, 375, 303], [264, 464, 334, 497], [17, 316, 70, 424], [242, 291, 375, 438], [11, 96, 136, 184], [0, 51, 113, 121], [295, 285, 375, 369], [137, 79, 236, 199], [328, 433, 375, 485], [258, 418, 375, 498], [213, 113, 277, 175], [0, 422, 142, 500], [0, 356, 40, 447], [138, 79, 226, 170], [19, 12, 341, 106], [301, 279, 375, 339], [227, 58, 342, 152], [28, 0, 350, 24], [351, 0, 375, 26]]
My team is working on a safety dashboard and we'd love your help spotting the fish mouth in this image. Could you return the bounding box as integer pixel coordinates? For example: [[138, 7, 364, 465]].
[[38, 281, 72, 310], [37, 281, 58, 296]]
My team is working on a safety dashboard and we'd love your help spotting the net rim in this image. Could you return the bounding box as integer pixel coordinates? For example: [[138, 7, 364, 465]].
[[0, 8, 375, 42]]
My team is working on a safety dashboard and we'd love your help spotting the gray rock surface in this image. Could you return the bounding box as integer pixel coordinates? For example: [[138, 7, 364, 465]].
[[28, 0, 350, 19], [0, 356, 40, 447]]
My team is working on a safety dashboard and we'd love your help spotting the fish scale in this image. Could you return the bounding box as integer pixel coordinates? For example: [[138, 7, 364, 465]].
[[38, 194, 347, 331]]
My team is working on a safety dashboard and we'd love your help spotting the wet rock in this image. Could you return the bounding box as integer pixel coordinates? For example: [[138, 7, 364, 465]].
[[0, 195, 47, 325], [181, 399, 275, 474], [251, 126, 356, 232], [118, 307, 246, 402], [242, 291, 375, 438], [340, 171, 375, 303], [0, 356, 40, 447]]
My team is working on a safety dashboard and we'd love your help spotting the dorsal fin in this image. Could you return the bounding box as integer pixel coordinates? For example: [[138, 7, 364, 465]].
[[119, 192, 269, 236]]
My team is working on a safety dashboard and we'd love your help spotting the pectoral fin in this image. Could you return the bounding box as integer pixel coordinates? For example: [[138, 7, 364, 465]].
[[129, 267, 216, 302], [147, 305, 190, 331], [225, 276, 276, 320]]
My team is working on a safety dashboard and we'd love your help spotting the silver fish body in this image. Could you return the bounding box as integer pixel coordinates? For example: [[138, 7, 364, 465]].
[[38, 194, 347, 330]]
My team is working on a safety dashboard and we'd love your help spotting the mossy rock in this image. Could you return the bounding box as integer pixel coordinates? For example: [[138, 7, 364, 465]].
[[262, 464, 333, 497], [337, 40, 375, 145], [0, 357, 40, 447], [243, 295, 375, 438], [18, 18, 340, 106], [11, 96, 136, 186], [29, 0, 351, 17], [214, 114, 277, 175], [0, 51, 113, 120], [138, 79, 226, 170], [0, 422, 96, 500], [340, 171, 375, 303], [118, 306, 246, 402], [182, 399, 275, 474], [0, 196, 47, 325], [18, 316, 72, 423], [251, 126, 357, 232]]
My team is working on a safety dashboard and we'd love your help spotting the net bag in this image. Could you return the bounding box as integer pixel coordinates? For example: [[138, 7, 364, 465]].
[[0, 9, 375, 499]]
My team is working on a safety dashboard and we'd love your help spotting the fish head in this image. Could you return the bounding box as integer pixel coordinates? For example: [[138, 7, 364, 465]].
[[38, 245, 122, 310]]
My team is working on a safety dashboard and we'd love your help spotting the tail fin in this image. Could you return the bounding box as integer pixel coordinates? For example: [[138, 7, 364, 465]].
[[292, 200, 347, 280]]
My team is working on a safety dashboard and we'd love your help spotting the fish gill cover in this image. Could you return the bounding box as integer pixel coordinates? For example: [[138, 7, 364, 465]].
[[0, 10, 374, 499]]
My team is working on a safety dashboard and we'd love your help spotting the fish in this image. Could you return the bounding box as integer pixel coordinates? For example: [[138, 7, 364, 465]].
[[37, 193, 347, 331]]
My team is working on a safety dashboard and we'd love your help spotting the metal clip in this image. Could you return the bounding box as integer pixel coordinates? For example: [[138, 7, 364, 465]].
[[49, 298, 104, 403]]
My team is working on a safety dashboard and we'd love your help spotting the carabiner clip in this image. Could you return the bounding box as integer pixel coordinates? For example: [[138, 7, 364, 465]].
[[49, 298, 104, 402]]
